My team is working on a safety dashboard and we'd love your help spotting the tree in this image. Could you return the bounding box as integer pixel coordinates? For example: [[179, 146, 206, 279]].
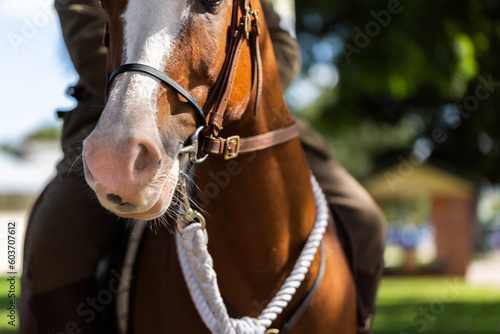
[[292, 0, 500, 181]]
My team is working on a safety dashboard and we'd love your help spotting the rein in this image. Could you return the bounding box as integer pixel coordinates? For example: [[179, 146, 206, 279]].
[[108, 0, 298, 162]]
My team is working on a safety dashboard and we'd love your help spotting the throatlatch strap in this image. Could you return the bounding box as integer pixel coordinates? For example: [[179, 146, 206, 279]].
[[202, 124, 299, 158]]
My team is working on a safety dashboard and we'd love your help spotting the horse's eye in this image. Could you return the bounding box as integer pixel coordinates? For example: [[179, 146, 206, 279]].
[[100, 1, 106, 10], [200, 0, 223, 8]]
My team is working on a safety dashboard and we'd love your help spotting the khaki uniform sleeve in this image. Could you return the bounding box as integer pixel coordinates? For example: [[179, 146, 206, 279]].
[[55, 0, 107, 99], [260, 0, 301, 91]]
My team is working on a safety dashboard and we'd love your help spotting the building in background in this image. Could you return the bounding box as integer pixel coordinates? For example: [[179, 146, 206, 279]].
[[363, 162, 477, 276]]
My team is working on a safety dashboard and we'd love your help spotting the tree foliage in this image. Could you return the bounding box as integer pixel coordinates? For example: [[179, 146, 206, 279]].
[[292, 0, 500, 180], [27, 125, 61, 141]]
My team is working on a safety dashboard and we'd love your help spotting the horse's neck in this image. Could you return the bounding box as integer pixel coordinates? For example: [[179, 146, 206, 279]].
[[199, 123, 315, 239], [195, 95, 317, 311]]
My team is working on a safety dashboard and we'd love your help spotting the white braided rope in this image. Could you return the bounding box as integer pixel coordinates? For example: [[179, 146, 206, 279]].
[[175, 174, 328, 334]]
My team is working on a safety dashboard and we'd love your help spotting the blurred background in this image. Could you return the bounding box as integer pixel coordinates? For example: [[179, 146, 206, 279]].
[[1, 0, 500, 333], [287, 0, 500, 332]]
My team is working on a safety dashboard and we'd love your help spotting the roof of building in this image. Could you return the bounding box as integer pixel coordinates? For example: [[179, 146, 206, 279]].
[[363, 162, 476, 200]]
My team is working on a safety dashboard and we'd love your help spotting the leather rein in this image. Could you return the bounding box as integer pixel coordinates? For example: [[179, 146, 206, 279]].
[[108, 0, 299, 162]]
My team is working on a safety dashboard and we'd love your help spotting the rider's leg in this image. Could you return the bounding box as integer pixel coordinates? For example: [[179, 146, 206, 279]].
[[20, 94, 121, 333], [298, 119, 386, 332]]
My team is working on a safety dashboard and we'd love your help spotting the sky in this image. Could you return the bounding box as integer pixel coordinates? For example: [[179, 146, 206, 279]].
[[0, 0, 78, 145]]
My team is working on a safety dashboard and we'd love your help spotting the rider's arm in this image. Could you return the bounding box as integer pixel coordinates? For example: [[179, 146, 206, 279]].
[[260, 0, 301, 91], [54, 0, 108, 99]]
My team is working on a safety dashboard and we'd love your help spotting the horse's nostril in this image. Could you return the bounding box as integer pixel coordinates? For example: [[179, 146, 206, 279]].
[[106, 194, 138, 212], [117, 202, 138, 212], [157, 159, 162, 169], [107, 193, 123, 204]]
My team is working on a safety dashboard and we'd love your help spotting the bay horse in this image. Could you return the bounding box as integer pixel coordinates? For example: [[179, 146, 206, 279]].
[[82, 0, 357, 332]]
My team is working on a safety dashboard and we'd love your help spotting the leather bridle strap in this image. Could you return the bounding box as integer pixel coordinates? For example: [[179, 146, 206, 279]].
[[108, 63, 206, 126], [279, 242, 326, 334], [204, 0, 263, 136], [202, 124, 299, 160]]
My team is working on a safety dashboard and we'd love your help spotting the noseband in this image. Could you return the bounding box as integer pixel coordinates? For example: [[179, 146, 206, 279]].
[[108, 0, 298, 161], [109, 63, 206, 125]]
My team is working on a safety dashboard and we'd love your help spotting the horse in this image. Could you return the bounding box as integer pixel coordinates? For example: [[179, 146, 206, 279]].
[[82, 0, 357, 332]]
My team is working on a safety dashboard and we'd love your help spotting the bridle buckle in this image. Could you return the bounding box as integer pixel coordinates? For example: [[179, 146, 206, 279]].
[[224, 135, 241, 160], [244, 6, 260, 39]]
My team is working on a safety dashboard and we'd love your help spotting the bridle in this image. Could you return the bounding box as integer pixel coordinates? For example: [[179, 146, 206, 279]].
[[107, 0, 299, 163]]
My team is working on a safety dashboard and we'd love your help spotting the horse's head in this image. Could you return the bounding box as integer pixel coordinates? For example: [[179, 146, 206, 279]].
[[82, 0, 262, 220]]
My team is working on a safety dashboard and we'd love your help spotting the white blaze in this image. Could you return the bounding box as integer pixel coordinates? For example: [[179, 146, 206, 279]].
[[123, 0, 189, 66], [108, 0, 190, 115]]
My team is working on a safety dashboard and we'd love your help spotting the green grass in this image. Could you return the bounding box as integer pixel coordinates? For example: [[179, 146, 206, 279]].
[[373, 277, 500, 334], [1, 276, 499, 333], [0, 276, 19, 334]]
